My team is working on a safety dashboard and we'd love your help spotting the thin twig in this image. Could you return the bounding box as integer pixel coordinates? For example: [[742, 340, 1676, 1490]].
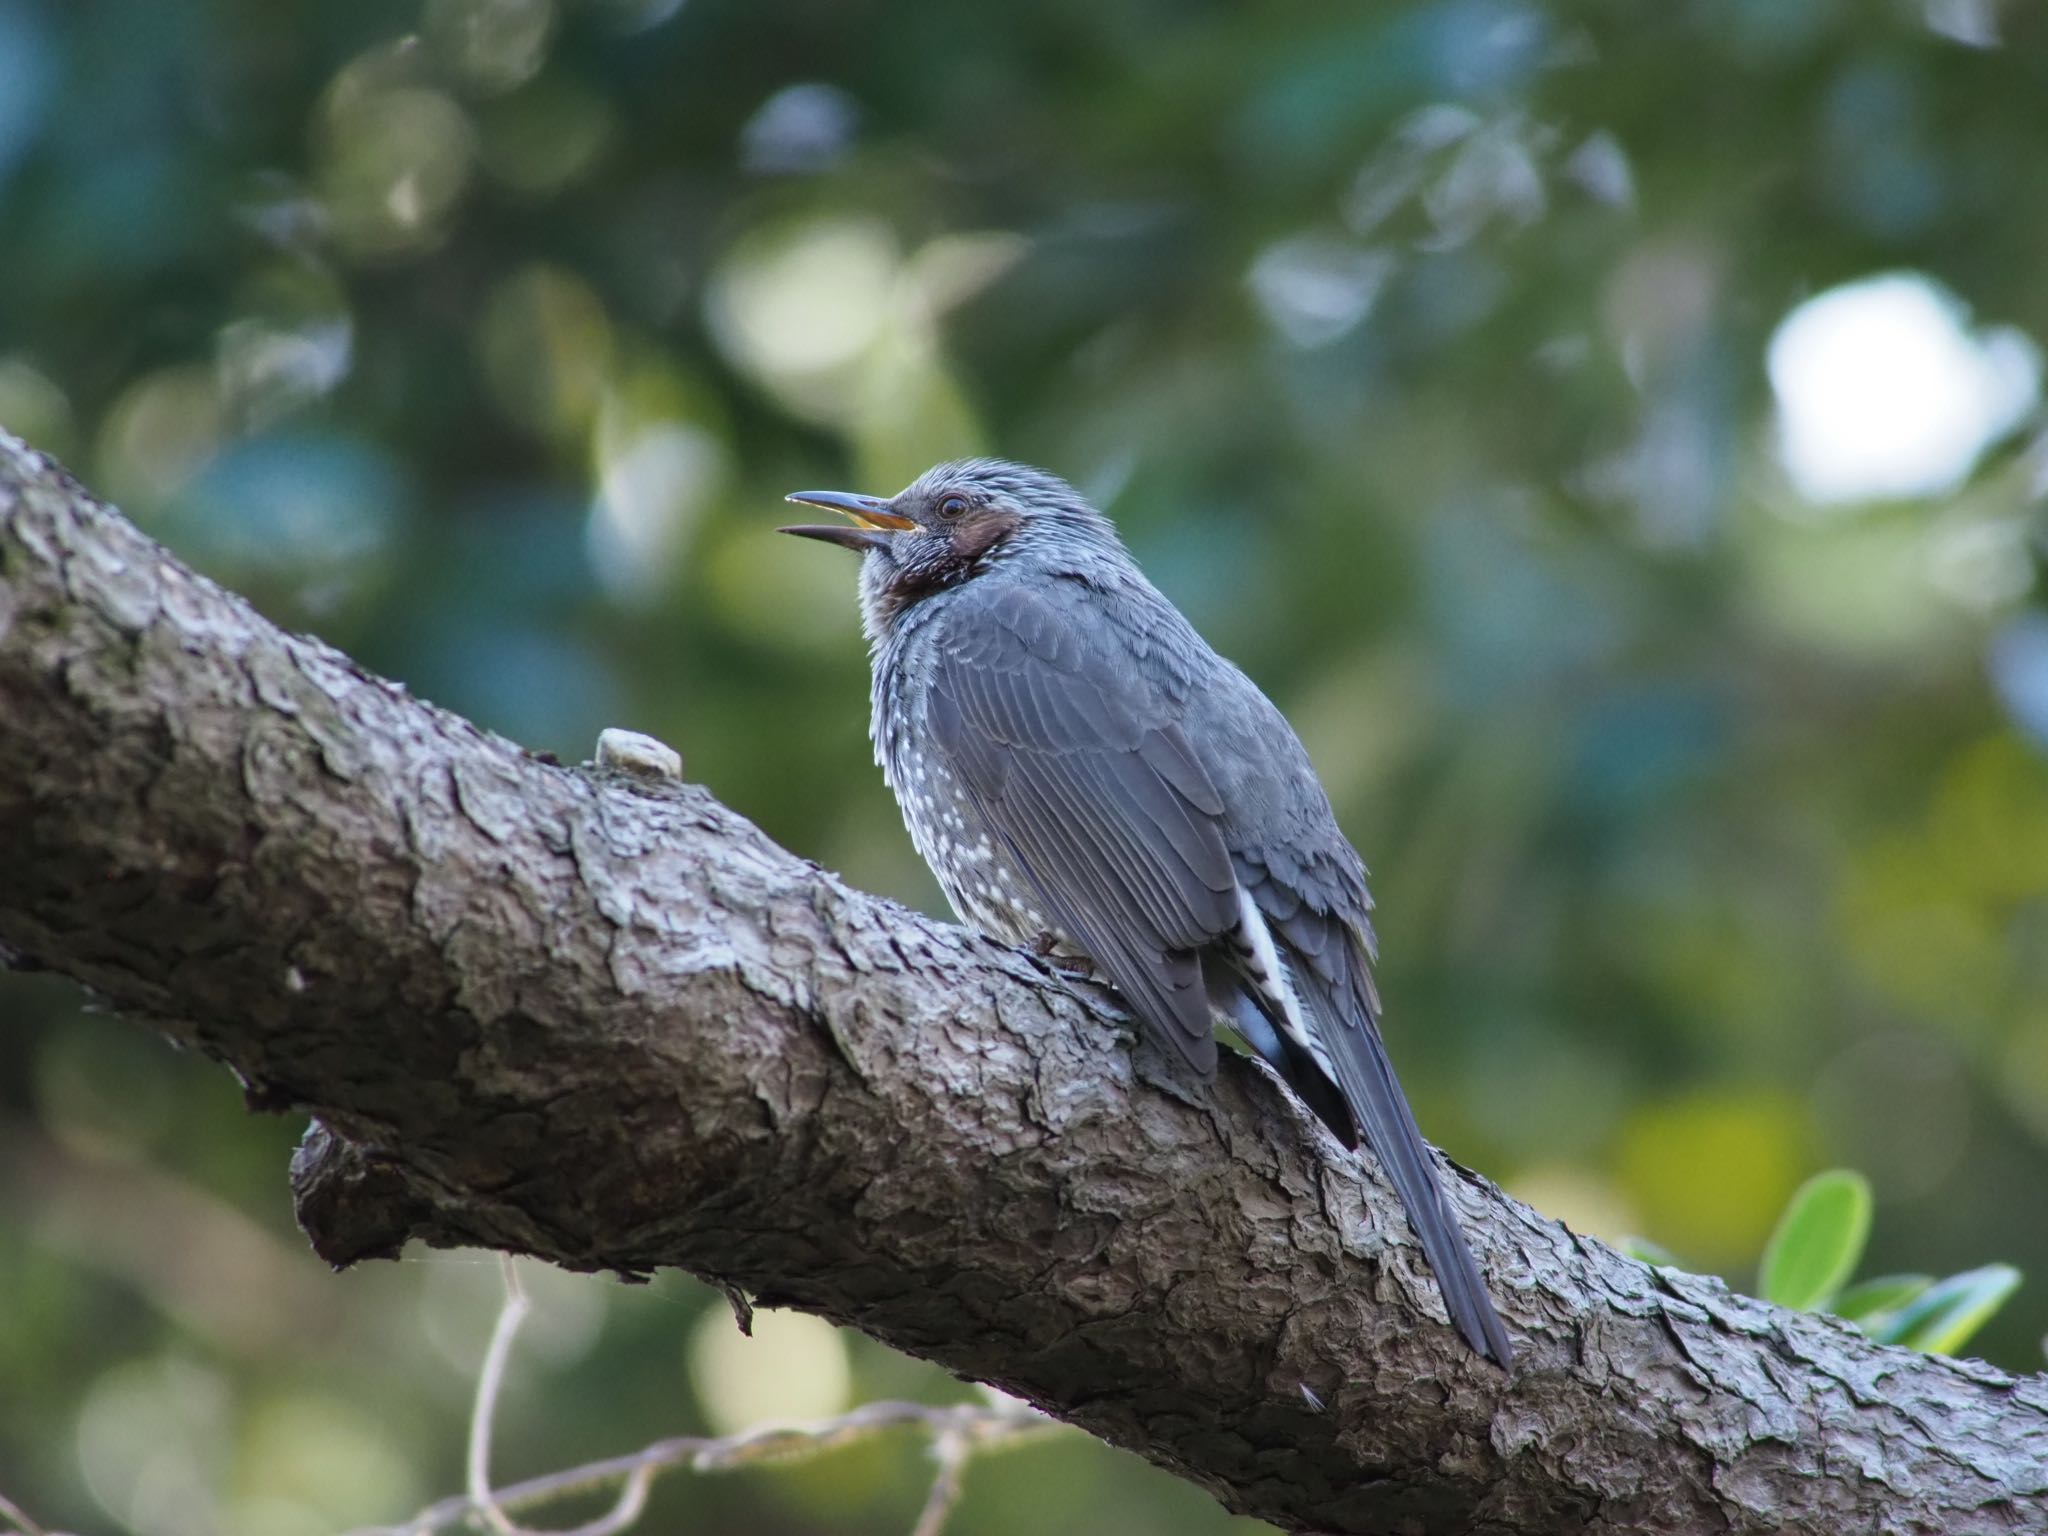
[[529, 1464, 653, 1536], [341, 1397, 1056, 1536], [339, 1260, 1053, 1536], [909, 1429, 971, 1536], [465, 1256, 531, 1535], [0, 1492, 49, 1536], [447, 1259, 662, 1536]]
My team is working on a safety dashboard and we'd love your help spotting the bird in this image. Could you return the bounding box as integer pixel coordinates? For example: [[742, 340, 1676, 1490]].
[[781, 458, 1513, 1370]]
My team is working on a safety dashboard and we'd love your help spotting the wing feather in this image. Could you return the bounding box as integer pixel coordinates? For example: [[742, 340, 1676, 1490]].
[[930, 585, 1236, 1071]]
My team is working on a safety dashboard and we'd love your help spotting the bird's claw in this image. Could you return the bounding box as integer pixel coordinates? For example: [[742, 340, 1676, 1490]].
[[1026, 931, 1097, 980]]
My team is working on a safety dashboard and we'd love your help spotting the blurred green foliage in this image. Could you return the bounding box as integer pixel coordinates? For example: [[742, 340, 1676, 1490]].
[[4, 0, 2048, 1532], [1758, 1168, 1874, 1313], [1630, 1166, 2022, 1354], [1858, 1265, 2023, 1354]]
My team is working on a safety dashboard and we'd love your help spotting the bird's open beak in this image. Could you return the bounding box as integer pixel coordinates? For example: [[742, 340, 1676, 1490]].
[[779, 490, 916, 552]]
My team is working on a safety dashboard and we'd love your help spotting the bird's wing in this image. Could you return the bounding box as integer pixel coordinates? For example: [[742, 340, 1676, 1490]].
[[928, 582, 1240, 1073], [1237, 848, 1514, 1368]]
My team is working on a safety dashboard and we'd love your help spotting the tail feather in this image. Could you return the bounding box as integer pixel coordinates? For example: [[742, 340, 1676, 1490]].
[[1206, 963, 1358, 1148], [1294, 967, 1515, 1370]]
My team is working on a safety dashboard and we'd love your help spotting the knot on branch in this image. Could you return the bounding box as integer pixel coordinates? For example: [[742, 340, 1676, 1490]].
[[292, 1121, 438, 1267]]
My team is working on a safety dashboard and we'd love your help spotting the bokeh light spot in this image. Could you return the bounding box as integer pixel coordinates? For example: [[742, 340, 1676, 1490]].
[[425, 0, 555, 95], [1990, 613, 2048, 749], [1616, 1089, 1807, 1265], [163, 430, 403, 599], [1247, 236, 1395, 349], [0, 354, 74, 458], [688, 1306, 852, 1438], [1506, 1164, 1639, 1243], [1768, 272, 2041, 505], [93, 366, 226, 515], [587, 396, 726, 601], [705, 218, 899, 422], [216, 314, 353, 429], [479, 265, 615, 438], [318, 54, 477, 258], [1996, 1009, 2048, 1150], [76, 1357, 230, 1536], [477, 75, 617, 194], [229, 1394, 420, 1536], [741, 83, 859, 175]]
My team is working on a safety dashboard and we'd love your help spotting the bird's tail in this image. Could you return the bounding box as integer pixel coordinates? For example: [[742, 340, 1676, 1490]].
[[1293, 959, 1515, 1370]]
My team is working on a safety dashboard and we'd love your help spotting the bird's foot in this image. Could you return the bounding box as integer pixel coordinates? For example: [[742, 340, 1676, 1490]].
[[1026, 931, 1097, 980]]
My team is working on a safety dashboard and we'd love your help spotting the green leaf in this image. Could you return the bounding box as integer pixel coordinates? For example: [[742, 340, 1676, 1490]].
[[1620, 1235, 1683, 1268], [1758, 1170, 1872, 1311], [1829, 1273, 1933, 1325], [1872, 1265, 2022, 1355]]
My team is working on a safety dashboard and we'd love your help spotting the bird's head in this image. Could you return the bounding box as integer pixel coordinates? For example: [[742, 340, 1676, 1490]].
[[781, 459, 1123, 628]]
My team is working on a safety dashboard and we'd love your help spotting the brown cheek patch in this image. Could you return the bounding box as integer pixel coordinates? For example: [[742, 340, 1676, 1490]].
[[877, 511, 1023, 625], [958, 509, 1022, 562]]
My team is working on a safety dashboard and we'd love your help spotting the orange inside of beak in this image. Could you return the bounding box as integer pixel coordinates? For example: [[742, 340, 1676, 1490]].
[[846, 508, 917, 531]]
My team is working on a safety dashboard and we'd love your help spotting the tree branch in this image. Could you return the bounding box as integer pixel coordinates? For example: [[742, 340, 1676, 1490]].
[[2, 431, 2044, 1535]]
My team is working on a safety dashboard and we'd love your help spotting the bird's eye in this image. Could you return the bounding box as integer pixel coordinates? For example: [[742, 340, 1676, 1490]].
[[938, 495, 968, 519]]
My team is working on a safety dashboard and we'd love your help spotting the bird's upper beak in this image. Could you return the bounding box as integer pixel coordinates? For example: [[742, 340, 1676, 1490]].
[[779, 490, 916, 553]]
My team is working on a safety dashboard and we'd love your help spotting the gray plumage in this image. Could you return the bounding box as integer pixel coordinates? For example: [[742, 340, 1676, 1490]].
[[782, 459, 1513, 1369]]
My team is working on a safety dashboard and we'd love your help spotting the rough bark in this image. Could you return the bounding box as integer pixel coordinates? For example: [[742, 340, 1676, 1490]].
[[1, 430, 2043, 1536]]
